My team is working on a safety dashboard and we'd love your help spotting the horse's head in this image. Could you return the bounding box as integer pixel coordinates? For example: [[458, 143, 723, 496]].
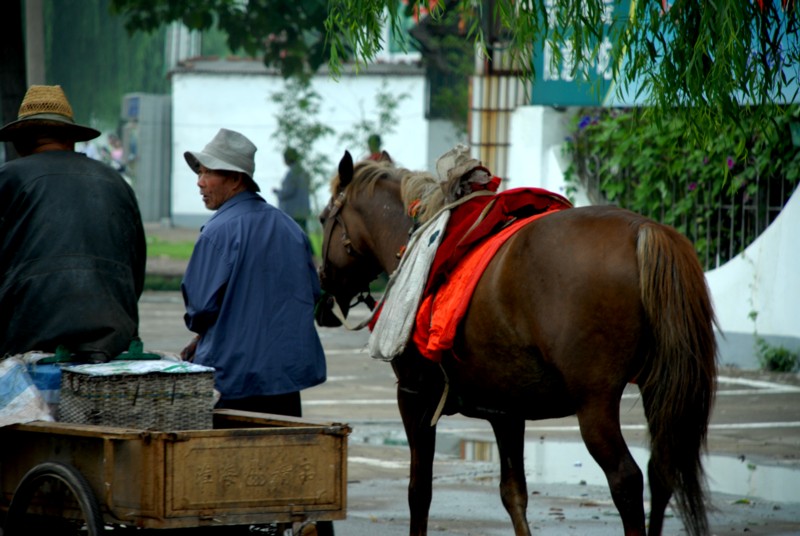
[[316, 151, 406, 327]]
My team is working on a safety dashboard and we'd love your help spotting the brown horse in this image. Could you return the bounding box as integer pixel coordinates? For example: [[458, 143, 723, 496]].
[[316, 151, 718, 536]]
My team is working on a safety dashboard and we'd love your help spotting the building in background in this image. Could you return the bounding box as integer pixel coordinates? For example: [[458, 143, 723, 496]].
[[168, 58, 427, 228], [120, 93, 172, 224]]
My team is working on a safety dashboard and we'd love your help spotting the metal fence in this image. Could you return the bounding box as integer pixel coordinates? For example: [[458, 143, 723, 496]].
[[580, 170, 797, 271]]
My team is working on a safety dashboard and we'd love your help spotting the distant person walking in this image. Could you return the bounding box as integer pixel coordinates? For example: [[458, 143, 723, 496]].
[[366, 133, 392, 163], [366, 133, 382, 160], [273, 147, 311, 232]]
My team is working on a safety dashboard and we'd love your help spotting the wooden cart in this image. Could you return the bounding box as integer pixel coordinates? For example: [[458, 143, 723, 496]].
[[0, 409, 350, 534]]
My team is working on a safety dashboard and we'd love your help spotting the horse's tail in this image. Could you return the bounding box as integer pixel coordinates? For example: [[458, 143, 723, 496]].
[[636, 222, 718, 536]]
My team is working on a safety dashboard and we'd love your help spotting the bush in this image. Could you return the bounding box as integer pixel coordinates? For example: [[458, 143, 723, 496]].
[[143, 274, 182, 292], [756, 337, 799, 373], [563, 106, 800, 270]]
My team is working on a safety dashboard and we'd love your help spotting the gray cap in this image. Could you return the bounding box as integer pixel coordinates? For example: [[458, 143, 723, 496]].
[[184, 128, 257, 180]]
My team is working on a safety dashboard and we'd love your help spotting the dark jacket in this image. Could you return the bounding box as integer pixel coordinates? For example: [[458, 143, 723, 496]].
[[275, 163, 311, 222], [0, 150, 146, 359]]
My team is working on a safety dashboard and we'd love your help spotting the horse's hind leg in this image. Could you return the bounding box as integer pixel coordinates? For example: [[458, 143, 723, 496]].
[[577, 404, 646, 536], [645, 455, 673, 536], [489, 416, 531, 536]]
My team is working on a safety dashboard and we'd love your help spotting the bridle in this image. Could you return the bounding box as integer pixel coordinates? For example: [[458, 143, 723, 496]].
[[321, 192, 363, 265], [319, 191, 378, 330]]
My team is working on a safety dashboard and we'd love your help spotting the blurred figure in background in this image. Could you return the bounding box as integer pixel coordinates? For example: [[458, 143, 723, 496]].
[[108, 132, 125, 172], [273, 147, 311, 232], [366, 133, 382, 160]]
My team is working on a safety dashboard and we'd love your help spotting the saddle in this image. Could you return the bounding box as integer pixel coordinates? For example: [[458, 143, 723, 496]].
[[413, 188, 572, 362], [368, 187, 571, 362]]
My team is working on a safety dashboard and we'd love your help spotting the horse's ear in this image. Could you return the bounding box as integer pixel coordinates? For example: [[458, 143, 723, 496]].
[[379, 150, 393, 163], [338, 151, 354, 188]]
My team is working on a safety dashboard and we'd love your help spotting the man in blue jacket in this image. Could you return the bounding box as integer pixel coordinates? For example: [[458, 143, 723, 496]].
[[180, 128, 326, 418]]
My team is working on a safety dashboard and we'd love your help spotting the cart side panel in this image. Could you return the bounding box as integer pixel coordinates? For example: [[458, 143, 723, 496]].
[[167, 430, 346, 519], [108, 435, 164, 522], [0, 427, 106, 506], [0, 424, 165, 526]]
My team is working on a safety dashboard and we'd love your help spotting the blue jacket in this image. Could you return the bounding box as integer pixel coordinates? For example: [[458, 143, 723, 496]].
[[182, 190, 326, 400]]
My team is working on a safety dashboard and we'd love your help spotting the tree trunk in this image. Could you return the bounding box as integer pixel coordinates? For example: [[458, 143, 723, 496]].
[[0, 0, 26, 162], [26, 0, 46, 85]]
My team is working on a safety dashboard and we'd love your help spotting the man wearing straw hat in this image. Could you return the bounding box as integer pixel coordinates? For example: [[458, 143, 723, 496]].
[[0, 85, 146, 362]]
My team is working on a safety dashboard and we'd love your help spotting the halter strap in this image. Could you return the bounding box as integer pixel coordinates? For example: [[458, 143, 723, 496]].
[[319, 191, 378, 331]]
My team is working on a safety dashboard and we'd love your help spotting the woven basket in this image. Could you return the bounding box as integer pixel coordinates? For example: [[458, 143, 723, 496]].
[[59, 368, 215, 431]]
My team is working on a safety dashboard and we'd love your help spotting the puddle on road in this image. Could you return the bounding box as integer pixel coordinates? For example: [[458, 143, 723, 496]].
[[458, 437, 798, 504], [350, 420, 800, 503], [350, 426, 798, 503]]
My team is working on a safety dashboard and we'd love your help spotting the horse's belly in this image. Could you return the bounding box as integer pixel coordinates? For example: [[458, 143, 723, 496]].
[[445, 360, 578, 420]]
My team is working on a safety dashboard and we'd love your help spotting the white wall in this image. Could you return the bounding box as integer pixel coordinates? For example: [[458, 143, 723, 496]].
[[508, 106, 579, 198], [171, 65, 428, 227], [508, 105, 800, 368], [704, 188, 800, 365]]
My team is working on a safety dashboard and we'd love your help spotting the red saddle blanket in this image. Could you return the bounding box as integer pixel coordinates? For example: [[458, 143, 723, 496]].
[[412, 187, 571, 362]]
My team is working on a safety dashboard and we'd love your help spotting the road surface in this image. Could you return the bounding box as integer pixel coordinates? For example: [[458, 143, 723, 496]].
[[139, 291, 800, 535]]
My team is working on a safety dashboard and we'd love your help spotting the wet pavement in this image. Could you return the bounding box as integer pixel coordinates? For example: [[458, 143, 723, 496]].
[[138, 290, 800, 535]]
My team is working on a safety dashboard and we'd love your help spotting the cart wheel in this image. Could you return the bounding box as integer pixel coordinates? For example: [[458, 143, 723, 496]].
[[3, 461, 104, 536], [286, 520, 335, 535], [314, 520, 335, 536]]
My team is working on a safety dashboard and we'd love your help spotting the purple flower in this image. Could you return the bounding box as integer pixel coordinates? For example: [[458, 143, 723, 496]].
[[726, 156, 735, 170], [578, 116, 591, 130], [688, 182, 698, 191], [703, 156, 709, 165]]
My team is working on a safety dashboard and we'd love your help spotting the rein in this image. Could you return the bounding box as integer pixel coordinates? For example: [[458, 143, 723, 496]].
[[327, 290, 377, 331]]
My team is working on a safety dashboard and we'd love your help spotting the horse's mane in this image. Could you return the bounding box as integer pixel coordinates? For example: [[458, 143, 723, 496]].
[[332, 159, 446, 223]]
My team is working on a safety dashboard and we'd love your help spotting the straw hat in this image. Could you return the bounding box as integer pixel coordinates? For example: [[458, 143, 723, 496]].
[[0, 85, 101, 142], [184, 128, 260, 191]]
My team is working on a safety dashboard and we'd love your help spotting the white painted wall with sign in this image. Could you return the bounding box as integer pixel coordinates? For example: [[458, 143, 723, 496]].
[[170, 59, 428, 228]]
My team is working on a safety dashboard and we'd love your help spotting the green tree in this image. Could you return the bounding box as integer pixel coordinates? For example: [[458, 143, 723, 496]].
[[337, 79, 410, 156], [326, 0, 799, 133], [563, 105, 800, 269], [44, 0, 169, 132], [409, 0, 471, 132], [108, 1, 800, 142], [110, 0, 333, 79], [2, 0, 168, 158], [270, 76, 334, 217]]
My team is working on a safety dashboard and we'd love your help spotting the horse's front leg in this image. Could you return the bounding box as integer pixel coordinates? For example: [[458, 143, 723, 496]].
[[398, 385, 437, 536], [489, 415, 531, 536], [392, 352, 442, 536]]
